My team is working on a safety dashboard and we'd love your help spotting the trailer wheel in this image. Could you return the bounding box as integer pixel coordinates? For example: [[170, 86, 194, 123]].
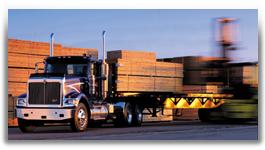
[[18, 118, 36, 133], [132, 104, 143, 127], [70, 102, 89, 132], [114, 102, 133, 127], [198, 109, 210, 122]]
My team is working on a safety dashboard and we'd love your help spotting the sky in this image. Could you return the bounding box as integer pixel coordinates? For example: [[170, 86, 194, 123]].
[[8, 9, 258, 62]]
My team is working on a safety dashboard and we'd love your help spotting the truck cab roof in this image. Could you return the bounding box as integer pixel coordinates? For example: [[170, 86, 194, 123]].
[[46, 56, 99, 64]]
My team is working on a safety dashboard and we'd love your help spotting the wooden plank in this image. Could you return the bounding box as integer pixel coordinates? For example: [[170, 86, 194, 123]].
[[183, 85, 218, 94], [8, 53, 46, 69], [107, 50, 156, 62], [8, 68, 35, 82], [8, 82, 27, 96], [8, 39, 98, 58]]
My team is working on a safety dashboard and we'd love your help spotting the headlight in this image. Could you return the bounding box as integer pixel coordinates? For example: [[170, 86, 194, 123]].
[[17, 98, 26, 106], [63, 98, 79, 106]]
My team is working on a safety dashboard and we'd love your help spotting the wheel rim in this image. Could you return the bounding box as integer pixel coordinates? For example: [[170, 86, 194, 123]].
[[127, 109, 132, 124], [78, 108, 87, 128], [137, 112, 142, 122]]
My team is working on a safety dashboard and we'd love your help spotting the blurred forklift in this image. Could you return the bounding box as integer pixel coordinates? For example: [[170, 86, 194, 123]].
[[160, 18, 258, 122], [200, 18, 258, 122]]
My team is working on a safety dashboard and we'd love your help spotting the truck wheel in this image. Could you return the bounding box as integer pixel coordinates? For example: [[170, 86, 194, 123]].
[[18, 118, 36, 133], [70, 103, 89, 132], [132, 105, 143, 127], [114, 102, 133, 127]]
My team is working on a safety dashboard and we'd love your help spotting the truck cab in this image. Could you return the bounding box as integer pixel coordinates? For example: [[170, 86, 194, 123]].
[[16, 56, 112, 132]]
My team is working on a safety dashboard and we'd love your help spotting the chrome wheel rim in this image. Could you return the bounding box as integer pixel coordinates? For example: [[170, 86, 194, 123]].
[[78, 108, 87, 128], [127, 109, 132, 124]]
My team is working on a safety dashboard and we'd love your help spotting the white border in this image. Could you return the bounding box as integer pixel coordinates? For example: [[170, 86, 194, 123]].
[[1, 0, 263, 150]]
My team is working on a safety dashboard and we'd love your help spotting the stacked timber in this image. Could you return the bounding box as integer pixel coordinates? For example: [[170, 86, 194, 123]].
[[228, 62, 258, 87], [158, 56, 226, 94], [107, 50, 183, 93], [8, 95, 18, 126], [8, 39, 98, 96]]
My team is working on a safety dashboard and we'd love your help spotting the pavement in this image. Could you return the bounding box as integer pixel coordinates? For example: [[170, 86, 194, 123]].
[[8, 120, 258, 140]]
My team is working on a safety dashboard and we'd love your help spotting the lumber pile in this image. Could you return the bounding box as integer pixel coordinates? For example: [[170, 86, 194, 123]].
[[158, 56, 228, 94], [107, 50, 183, 93], [228, 63, 258, 87], [8, 39, 98, 96], [8, 95, 18, 126]]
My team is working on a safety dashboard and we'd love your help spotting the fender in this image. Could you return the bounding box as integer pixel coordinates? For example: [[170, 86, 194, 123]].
[[64, 91, 93, 108], [18, 93, 27, 99]]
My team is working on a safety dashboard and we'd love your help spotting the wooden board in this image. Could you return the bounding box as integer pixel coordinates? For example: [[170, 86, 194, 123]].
[[8, 82, 27, 96], [116, 76, 182, 92], [8, 39, 98, 58], [8, 53, 46, 69], [107, 50, 156, 62], [8, 68, 35, 83], [114, 59, 183, 77], [182, 85, 219, 94]]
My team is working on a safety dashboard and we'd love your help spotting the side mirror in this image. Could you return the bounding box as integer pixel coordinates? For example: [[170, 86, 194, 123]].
[[35, 62, 44, 73]]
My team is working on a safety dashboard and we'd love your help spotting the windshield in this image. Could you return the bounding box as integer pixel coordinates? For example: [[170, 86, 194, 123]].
[[46, 63, 88, 76]]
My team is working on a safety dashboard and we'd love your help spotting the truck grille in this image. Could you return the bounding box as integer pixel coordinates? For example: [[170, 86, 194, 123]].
[[28, 82, 61, 105]]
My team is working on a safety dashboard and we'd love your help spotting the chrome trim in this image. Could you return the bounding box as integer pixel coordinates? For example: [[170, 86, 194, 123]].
[[27, 78, 64, 108], [16, 107, 73, 120]]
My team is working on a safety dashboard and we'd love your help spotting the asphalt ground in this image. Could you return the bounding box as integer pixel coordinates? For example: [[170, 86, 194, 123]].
[[8, 120, 258, 140]]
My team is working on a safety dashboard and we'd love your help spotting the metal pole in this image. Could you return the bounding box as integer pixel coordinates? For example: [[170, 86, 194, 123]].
[[50, 33, 55, 57]]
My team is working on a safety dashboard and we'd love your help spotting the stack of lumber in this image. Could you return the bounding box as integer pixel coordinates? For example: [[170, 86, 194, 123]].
[[8, 95, 18, 126], [8, 39, 98, 96], [229, 63, 258, 87], [107, 50, 183, 93], [143, 108, 173, 122], [158, 56, 226, 85]]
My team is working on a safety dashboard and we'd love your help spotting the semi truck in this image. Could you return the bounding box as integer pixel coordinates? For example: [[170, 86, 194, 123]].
[[15, 18, 257, 132]]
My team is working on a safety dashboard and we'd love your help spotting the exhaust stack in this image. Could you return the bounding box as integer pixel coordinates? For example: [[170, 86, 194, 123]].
[[101, 30, 108, 99], [50, 33, 55, 57]]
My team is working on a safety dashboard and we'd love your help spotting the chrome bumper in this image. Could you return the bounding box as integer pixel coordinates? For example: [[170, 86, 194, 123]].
[[16, 107, 75, 120]]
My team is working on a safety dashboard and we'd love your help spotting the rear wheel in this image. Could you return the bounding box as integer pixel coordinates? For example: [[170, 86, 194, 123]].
[[132, 104, 143, 127], [18, 118, 36, 133], [114, 102, 133, 127], [198, 109, 210, 122], [70, 103, 89, 132]]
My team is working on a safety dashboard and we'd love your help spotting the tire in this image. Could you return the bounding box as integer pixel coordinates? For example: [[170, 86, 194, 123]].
[[132, 104, 143, 127], [198, 109, 210, 122], [18, 118, 36, 133], [114, 102, 133, 127], [70, 103, 89, 132]]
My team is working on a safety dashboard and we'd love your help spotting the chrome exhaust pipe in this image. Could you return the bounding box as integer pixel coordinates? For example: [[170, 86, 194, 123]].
[[102, 30, 106, 62], [50, 33, 55, 57], [101, 30, 108, 99]]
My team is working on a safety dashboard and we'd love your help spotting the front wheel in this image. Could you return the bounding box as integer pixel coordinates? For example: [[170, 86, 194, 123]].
[[70, 103, 89, 132], [18, 118, 36, 133]]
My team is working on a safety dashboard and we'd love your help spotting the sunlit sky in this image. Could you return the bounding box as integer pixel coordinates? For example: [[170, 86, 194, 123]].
[[8, 9, 258, 62]]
